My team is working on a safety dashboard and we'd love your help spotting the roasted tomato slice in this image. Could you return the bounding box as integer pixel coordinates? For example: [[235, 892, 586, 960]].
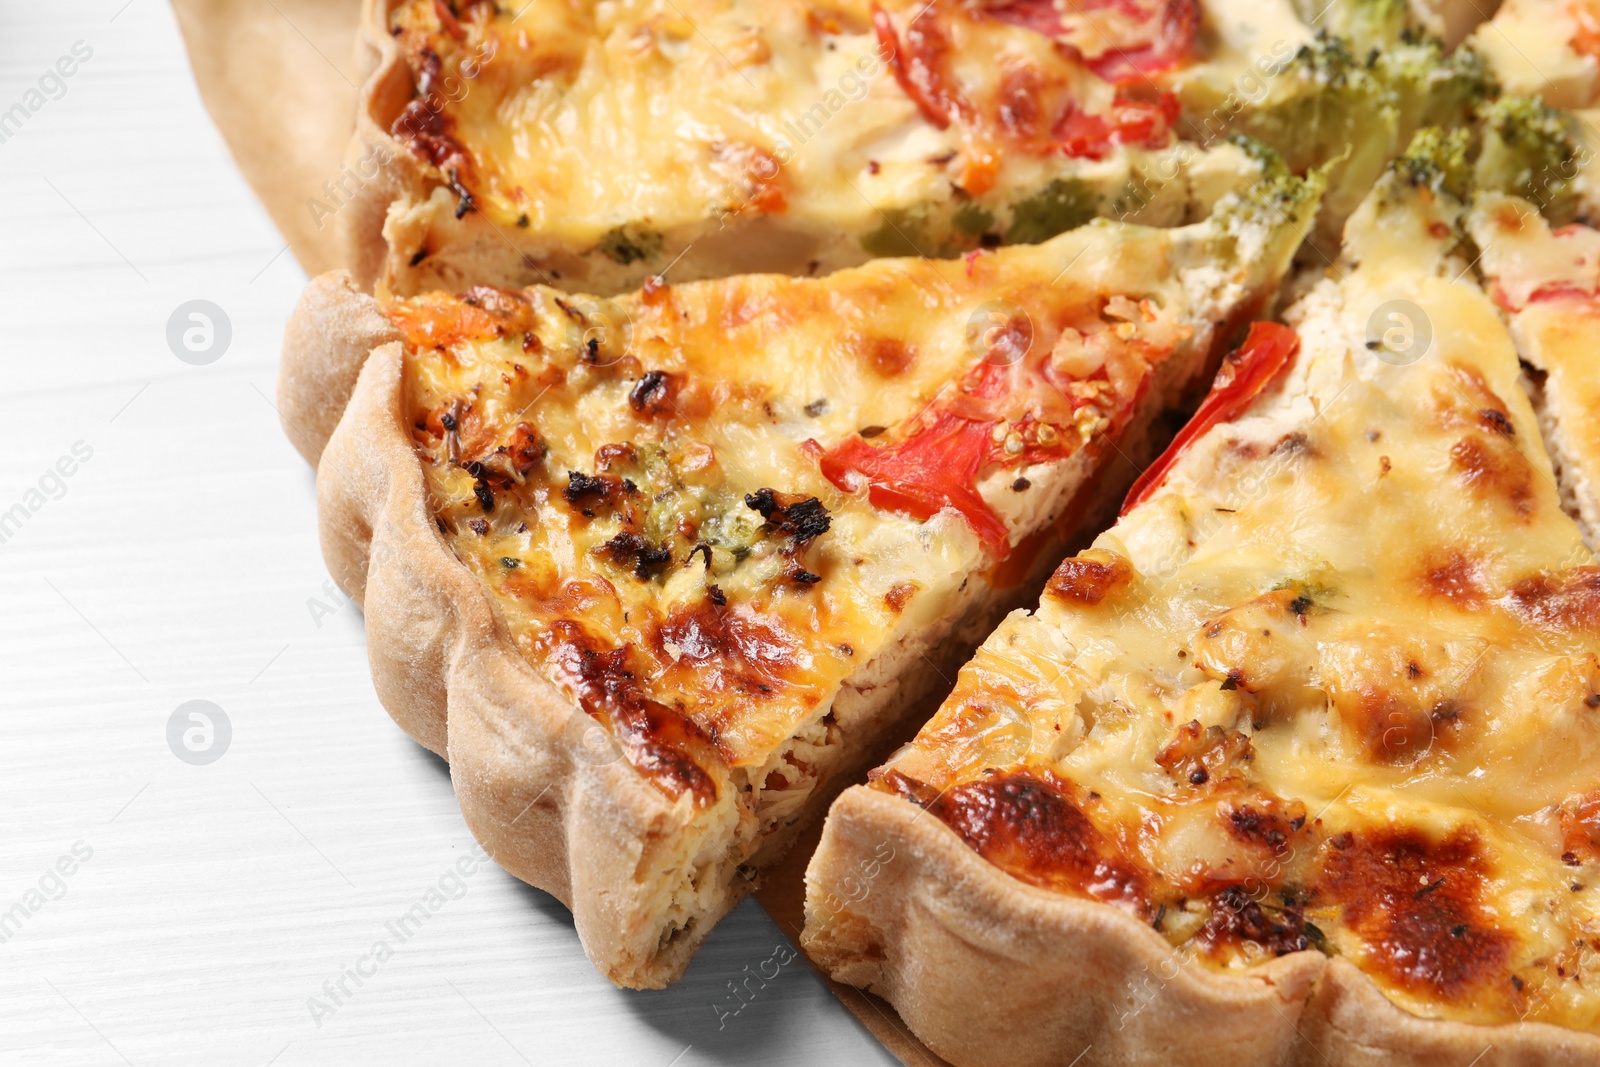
[[815, 412, 1011, 547], [988, 0, 1198, 84], [1520, 283, 1600, 306], [875, 0, 1191, 159], [1568, 0, 1600, 59], [811, 370, 1118, 552], [1121, 321, 1300, 513], [874, 4, 968, 131], [1051, 93, 1180, 160]]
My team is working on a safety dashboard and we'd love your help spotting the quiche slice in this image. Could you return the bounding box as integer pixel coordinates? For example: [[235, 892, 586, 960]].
[[803, 133, 1600, 1062], [1471, 190, 1600, 544], [346, 0, 1483, 297], [281, 170, 1321, 988]]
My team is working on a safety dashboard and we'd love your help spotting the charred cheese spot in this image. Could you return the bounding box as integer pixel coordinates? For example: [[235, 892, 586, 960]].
[[1436, 365, 1537, 519], [1315, 828, 1514, 1003], [544, 620, 719, 803], [885, 583, 918, 613], [628, 370, 678, 416], [745, 489, 831, 544], [1416, 548, 1487, 606], [904, 768, 1150, 915], [1154, 719, 1255, 787], [595, 441, 639, 471], [1332, 683, 1439, 764], [1043, 549, 1131, 605], [1269, 430, 1317, 457], [1450, 435, 1537, 518], [1194, 885, 1311, 959], [653, 602, 803, 717], [1442, 364, 1517, 437], [1314, 629, 1475, 766], [1221, 796, 1308, 854], [596, 531, 673, 580], [1559, 791, 1600, 864], [861, 336, 916, 379], [1506, 568, 1600, 631]]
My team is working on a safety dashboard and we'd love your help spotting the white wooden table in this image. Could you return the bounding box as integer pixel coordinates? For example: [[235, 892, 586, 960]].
[[0, 5, 902, 1064]]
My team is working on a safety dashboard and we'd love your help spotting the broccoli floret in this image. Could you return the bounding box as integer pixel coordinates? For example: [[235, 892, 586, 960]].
[[862, 194, 1030, 257], [596, 223, 663, 265], [1295, 0, 1409, 55], [1375, 35, 1498, 138], [1476, 96, 1584, 223], [1221, 37, 1392, 175], [1226, 132, 1290, 183], [861, 204, 936, 258], [1004, 177, 1099, 245], [1390, 125, 1474, 202], [952, 200, 996, 239], [1292, 34, 1369, 92], [1206, 149, 1328, 265], [1343, 127, 1475, 265]]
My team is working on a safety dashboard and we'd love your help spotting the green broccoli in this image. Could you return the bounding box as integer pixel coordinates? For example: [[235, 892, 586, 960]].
[[1294, 0, 1409, 56], [1224, 37, 1388, 170], [1203, 141, 1328, 266], [1003, 177, 1100, 245], [1375, 33, 1498, 140], [596, 223, 664, 266], [1389, 125, 1474, 202], [1475, 96, 1585, 224], [1226, 133, 1291, 184]]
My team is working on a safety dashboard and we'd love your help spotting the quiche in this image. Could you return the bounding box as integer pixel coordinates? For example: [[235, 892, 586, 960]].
[[802, 133, 1600, 1062], [1472, 190, 1600, 545], [344, 0, 1486, 297], [280, 169, 1321, 988]]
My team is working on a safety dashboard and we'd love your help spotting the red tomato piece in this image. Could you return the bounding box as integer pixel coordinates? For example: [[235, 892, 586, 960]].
[[874, 1, 1188, 158], [990, 0, 1198, 85], [1052, 93, 1179, 159], [1120, 321, 1300, 514], [812, 413, 1013, 549], [874, 5, 965, 130]]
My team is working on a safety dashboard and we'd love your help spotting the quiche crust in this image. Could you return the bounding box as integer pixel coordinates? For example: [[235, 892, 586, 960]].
[[806, 785, 1599, 1067]]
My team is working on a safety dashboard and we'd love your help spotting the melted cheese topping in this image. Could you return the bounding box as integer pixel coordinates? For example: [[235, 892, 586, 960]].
[[394, 183, 1313, 816], [390, 0, 1183, 239], [872, 174, 1600, 1029], [1472, 192, 1600, 543], [1472, 0, 1600, 109], [383, 0, 1331, 261]]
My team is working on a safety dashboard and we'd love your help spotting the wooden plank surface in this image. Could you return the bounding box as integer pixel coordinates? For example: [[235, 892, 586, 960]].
[[0, 4, 901, 1064]]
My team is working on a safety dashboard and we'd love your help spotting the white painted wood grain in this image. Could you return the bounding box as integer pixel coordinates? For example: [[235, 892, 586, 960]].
[[0, 5, 902, 1064]]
